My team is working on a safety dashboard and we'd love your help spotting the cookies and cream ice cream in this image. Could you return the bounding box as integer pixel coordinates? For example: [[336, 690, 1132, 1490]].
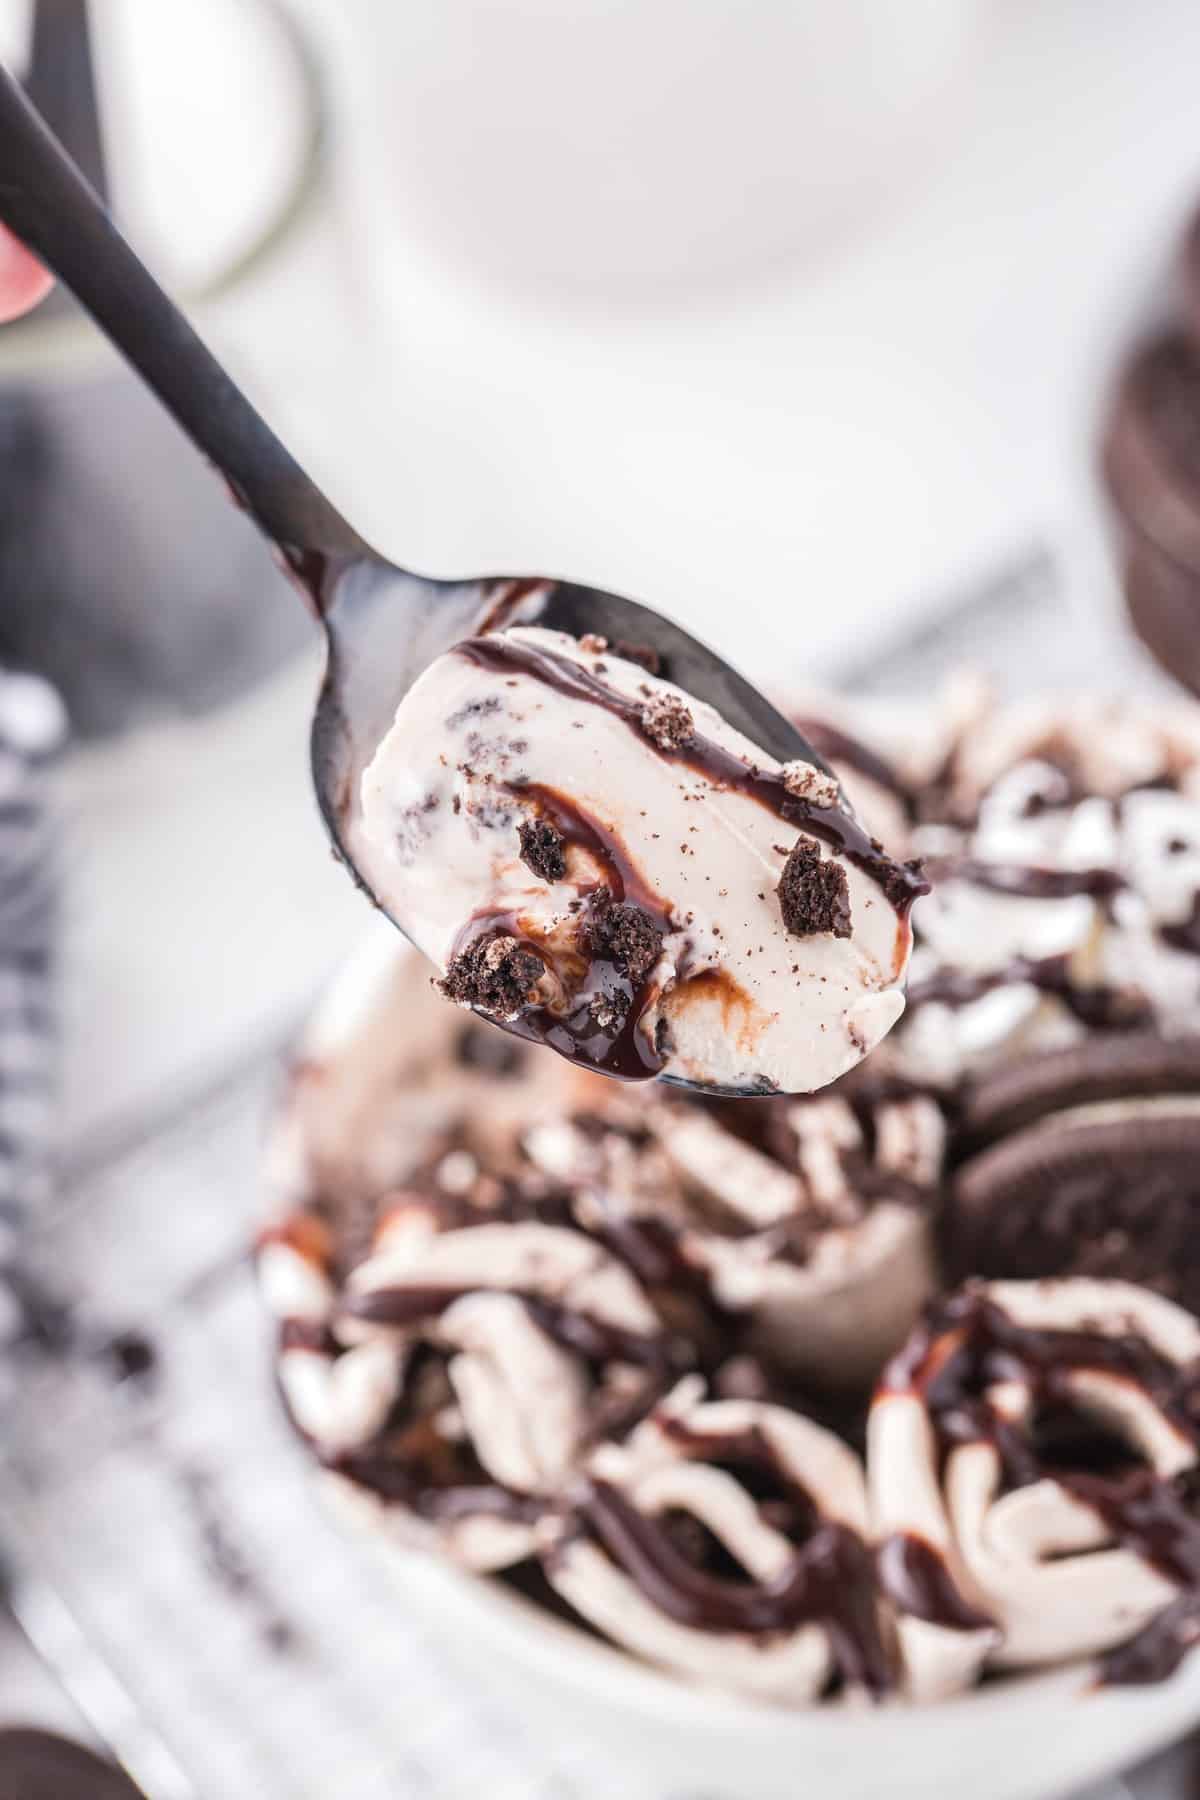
[[262, 683, 1200, 1710], [870, 1279, 1200, 1700], [356, 628, 925, 1094], [548, 1377, 889, 1703]]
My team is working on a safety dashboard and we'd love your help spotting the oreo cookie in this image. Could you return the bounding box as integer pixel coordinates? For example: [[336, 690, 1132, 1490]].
[[1102, 332, 1200, 578], [957, 1033, 1200, 1152], [1122, 527, 1200, 700], [1181, 200, 1200, 345], [945, 1036, 1200, 1310], [0, 1729, 145, 1799]]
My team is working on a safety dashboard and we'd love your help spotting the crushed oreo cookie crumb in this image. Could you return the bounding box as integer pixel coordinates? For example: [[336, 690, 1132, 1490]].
[[584, 889, 664, 984], [778, 837, 852, 939], [439, 935, 545, 1017], [781, 760, 840, 809], [518, 817, 567, 882], [639, 692, 694, 752]]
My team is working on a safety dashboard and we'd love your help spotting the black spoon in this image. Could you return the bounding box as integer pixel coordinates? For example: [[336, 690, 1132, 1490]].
[[0, 67, 846, 1089]]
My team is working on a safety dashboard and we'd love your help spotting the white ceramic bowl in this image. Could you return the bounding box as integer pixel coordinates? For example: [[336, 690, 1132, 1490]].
[[270, 927, 1200, 1800], [379, 1550, 1200, 1800]]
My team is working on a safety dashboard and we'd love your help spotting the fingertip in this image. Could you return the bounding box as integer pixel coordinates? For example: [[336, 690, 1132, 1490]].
[[0, 225, 53, 322]]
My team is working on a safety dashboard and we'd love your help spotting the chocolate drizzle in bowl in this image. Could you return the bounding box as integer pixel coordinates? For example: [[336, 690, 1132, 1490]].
[[877, 1287, 1200, 1682], [581, 1481, 890, 1694], [574, 1414, 892, 1696]]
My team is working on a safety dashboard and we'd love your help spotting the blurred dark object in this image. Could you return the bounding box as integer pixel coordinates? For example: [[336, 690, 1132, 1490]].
[[26, 0, 108, 210], [1101, 203, 1200, 698], [0, 1726, 145, 1798], [0, 0, 324, 738]]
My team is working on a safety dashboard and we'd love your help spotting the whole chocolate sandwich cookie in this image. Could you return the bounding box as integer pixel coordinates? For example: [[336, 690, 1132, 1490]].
[[1123, 528, 1200, 703], [946, 1034, 1200, 1307], [1102, 332, 1200, 579], [870, 1278, 1200, 1700], [1101, 201, 1200, 700]]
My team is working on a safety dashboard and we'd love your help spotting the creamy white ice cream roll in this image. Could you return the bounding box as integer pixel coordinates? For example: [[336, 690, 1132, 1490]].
[[342, 1219, 663, 1345], [869, 1279, 1200, 1700], [547, 1388, 891, 1703], [656, 1094, 943, 1384], [277, 1218, 670, 1570], [438, 1290, 589, 1492]]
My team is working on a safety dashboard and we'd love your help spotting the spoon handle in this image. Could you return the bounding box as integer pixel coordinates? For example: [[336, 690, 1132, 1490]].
[[0, 64, 368, 567]]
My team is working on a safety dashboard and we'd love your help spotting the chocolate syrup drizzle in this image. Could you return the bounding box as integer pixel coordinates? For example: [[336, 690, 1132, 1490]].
[[789, 717, 911, 808], [458, 637, 929, 917], [878, 1290, 1200, 1682], [344, 1282, 671, 1369], [905, 956, 1152, 1033], [930, 858, 1125, 902], [577, 1421, 891, 1694], [495, 779, 676, 1080]]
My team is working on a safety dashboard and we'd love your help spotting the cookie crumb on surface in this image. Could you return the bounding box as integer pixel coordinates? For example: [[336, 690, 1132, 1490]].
[[517, 817, 567, 882], [583, 889, 664, 983], [639, 692, 694, 751], [778, 837, 852, 939], [438, 935, 545, 1017], [781, 760, 840, 809]]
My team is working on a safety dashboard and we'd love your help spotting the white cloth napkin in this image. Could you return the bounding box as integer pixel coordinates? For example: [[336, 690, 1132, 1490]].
[[0, 669, 65, 1348]]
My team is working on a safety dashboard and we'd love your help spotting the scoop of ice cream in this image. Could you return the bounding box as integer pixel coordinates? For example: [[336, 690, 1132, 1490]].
[[529, 1083, 943, 1384], [262, 1186, 687, 1571], [355, 627, 924, 1095], [869, 1279, 1200, 1699], [805, 685, 1200, 1090], [546, 1378, 892, 1703]]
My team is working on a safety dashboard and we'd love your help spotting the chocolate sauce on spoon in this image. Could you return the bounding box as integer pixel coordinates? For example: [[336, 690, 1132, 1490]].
[[458, 637, 929, 918]]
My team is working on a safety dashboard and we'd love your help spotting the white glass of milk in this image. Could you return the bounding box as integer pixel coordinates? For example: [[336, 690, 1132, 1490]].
[[324, 0, 985, 301]]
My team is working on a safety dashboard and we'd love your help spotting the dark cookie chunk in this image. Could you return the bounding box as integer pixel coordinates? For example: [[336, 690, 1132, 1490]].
[[639, 692, 694, 751], [517, 816, 567, 882], [777, 837, 852, 939], [946, 1109, 1200, 1315], [614, 639, 662, 675], [584, 889, 664, 984], [1102, 333, 1200, 577], [438, 935, 544, 1017]]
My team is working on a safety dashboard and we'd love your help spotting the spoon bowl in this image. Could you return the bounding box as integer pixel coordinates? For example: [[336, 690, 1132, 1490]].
[[314, 563, 828, 915], [0, 67, 843, 1093]]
